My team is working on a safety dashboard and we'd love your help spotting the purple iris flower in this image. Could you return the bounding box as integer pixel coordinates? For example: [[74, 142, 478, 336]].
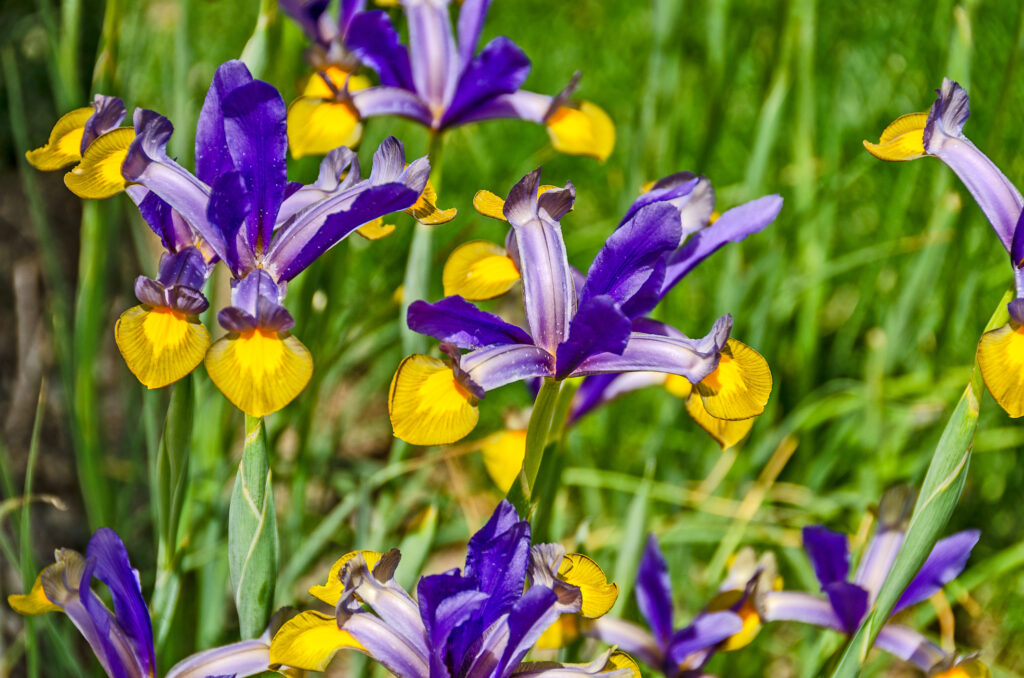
[[279, 0, 366, 70], [760, 489, 980, 672], [7, 528, 270, 678]]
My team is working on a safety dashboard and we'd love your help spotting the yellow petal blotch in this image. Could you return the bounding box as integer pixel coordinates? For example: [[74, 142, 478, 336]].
[[287, 97, 364, 159], [934, 662, 991, 678], [685, 394, 755, 450], [696, 339, 772, 420], [558, 553, 618, 618], [269, 610, 364, 671], [534, 614, 580, 650], [8, 571, 61, 615], [605, 652, 641, 678], [64, 127, 135, 199], [442, 241, 521, 300], [25, 107, 93, 170], [546, 101, 616, 162], [205, 329, 313, 417], [357, 217, 397, 240], [862, 112, 928, 162], [115, 305, 210, 389], [405, 180, 457, 225], [308, 550, 383, 606], [388, 354, 479, 445], [977, 322, 1024, 418], [706, 589, 762, 651], [480, 429, 527, 493], [301, 67, 372, 98]]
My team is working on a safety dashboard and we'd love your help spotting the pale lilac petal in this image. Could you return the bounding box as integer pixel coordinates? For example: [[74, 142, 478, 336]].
[[456, 0, 492, 66], [460, 344, 555, 391], [759, 591, 843, 631], [586, 616, 662, 668], [405, 0, 460, 117], [665, 611, 743, 669], [349, 86, 433, 126], [874, 624, 946, 670], [569, 323, 728, 383], [451, 89, 551, 125], [164, 638, 270, 678]]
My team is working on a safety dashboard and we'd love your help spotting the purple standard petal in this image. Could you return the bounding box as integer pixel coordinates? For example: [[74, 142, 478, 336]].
[[822, 581, 869, 634], [893, 530, 979, 614], [350, 85, 434, 126], [802, 525, 851, 588], [460, 343, 555, 392], [494, 585, 561, 678], [404, 0, 460, 118], [503, 170, 575, 354], [347, 11, 415, 89], [222, 79, 288, 256], [442, 37, 531, 128], [661, 194, 783, 294], [665, 611, 743, 671], [82, 94, 127, 152], [195, 60, 254, 185], [208, 170, 255, 276], [554, 295, 631, 379], [136, 190, 193, 253], [923, 78, 1023, 250], [407, 297, 533, 349], [635, 535, 674, 650], [277, 147, 361, 224], [417, 572, 489, 678], [568, 323, 728, 383]]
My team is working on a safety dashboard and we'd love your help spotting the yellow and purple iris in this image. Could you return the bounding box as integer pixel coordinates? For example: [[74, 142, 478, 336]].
[[269, 500, 635, 677], [8, 528, 271, 678], [284, 0, 615, 161], [759, 489, 984, 675], [864, 78, 1024, 419]]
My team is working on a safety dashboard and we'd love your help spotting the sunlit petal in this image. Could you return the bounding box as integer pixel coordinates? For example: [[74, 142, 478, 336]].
[[205, 329, 313, 417], [977, 322, 1024, 417], [695, 339, 772, 420], [442, 241, 521, 300], [64, 127, 135, 198], [388, 354, 479, 445], [115, 305, 210, 389], [480, 429, 526, 492], [546, 101, 616, 162], [25, 107, 93, 170], [270, 610, 364, 671], [862, 112, 928, 161], [558, 553, 618, 618]]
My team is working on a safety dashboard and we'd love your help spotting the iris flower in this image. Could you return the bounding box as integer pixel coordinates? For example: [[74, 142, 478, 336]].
[[583, 535, 776, 678], [8, 528, 271, 678], [759, 489, 983, 675], [864, 78, 1024, 418], [389, 168, 755, 445], [269, 499, 636, 678], [285, 0, 615, 161]]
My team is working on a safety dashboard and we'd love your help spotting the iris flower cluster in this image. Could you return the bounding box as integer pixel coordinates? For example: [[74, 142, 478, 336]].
[[281, 0, 615, 161], [27, 59, 450, 416]]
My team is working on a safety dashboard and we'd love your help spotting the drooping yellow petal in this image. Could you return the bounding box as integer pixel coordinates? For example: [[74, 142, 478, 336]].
[[357, 217, 397, 240], [388, 354, 478, 445], [8, 571, 61, 615], [546, 101, 616, 162], [934, 661, 991, 678], [862, 112, 928, 162], [269, 610, 364, 671], [480, 429, 526, 492], [472, 185, 563, 221], [558, 553, 618, 618], [685, 395, 755, 450], [663, 373, 693, 399], [115, 305, 210, 389], [287, 97, 364, 159], [442, 241, 521, 300], [605, 652, 641, 678], [64, 127, 135, 199], [695, 339, 772, 420], [25, 107, 93, 170], [977, 322, 1024, 417], [205, 329, 313, 417], [534, 614, 580, 650], [706, 589, 762, 651], [308, 550, 383, 606], [404, 179, 457, 225]]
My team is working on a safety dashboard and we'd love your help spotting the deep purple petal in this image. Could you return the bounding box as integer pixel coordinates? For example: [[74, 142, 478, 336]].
[[195, 60, 254, 185], [618, 259, 666, 319], [618, 175, 698, 229], [339, 0, 365, 38], [1012, 207, 1024, 266], [136, 190, 192, 252], [417, 571, 489, 678], [347, 11, 415, 89], [635, 535, 674, 650], [134, 277, 165, 307], [823, 581, 869, 634], [166, 286, 209, 315], [568, 372, 667, 423], [208, 170, 255, 276], [408, 296, 533, 349], [554, 295, 631, 379], [460, 344, 555, 391], [229, 269, 285, 322], [441, 37, 531, 128], [802, 525, 850, 588], [155, 247, 211, 293], [279, 0, 333, 43], [495, 585, 561, 678], [665, 611, 743, 671], [893, 530, 979, 614], [405, 0, 459, 115], [218, 307, 257, 332], [82, 95, 127, 152]]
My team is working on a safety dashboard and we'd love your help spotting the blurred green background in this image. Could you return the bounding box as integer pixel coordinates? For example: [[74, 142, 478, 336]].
[[2, 0, 1024, 675]]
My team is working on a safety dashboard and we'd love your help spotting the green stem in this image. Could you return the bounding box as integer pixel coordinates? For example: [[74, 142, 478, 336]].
[[507, 379, 564, 516], [530, 379, 581, 541]]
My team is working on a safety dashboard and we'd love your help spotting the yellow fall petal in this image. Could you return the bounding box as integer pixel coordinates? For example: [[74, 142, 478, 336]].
[[534, 614, 580, 650], [706, 589, 762, 651], [546, 101, 616, 162], [558, 553, 618, 618], [309, 550, 383, 606], [25, 107, 93, 171], [934, 661, 991, 678], [8, 571, 61, 615], [685, 394, 755, 450], [64, 127, 135, 199], [115, 305, 210, 389], [471, 185, 563, 221], [388, 354, 478, 445], [405, 179, 457, 225], [301, 67, 372, 98], [480, 429, 526, 493], [862, 112, 928, 162], [442, 241, 521, 300], [977, 322, 1024, 418], [269, 610, 364, 671], [357, 217, 397, 240], [205, 329, 313, 417], [605, 652, 641, 678], [663, 373, 693, 399], [695, 339, 772, 420], [287, 97, 364, 159]]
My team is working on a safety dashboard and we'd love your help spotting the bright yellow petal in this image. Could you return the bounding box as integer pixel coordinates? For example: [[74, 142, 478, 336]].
[[308, 550, 383, 606], [269, 610, 364, 671], [934, 661, 991, 678], [685, 395, 755, 450], [8, 571, 61, 615], [546, 101, 616, 162], [357, 217, 397, 240], [605, 652, 641, 678], [977, 322, 1024, 417], [558, 553, 618, 618], [25, 107, 93, 170], [862, 112, 928, 162], [64, 127, 135, 199], [287, 96, 364, 159], [471, 185, 562, 221], [388, 354, 478, 445], [663, 373, 693, 399], [115, 305, 210, 389], [480, 430, 526, 493], [205, 329, 313, 417], [301, 67, 372, 98], [695, 339, 772, 420], [706, 589, 761, 651], [404, 179, 457, 225], [534, 614, 580, 650], [442, 241, 521, 300]]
